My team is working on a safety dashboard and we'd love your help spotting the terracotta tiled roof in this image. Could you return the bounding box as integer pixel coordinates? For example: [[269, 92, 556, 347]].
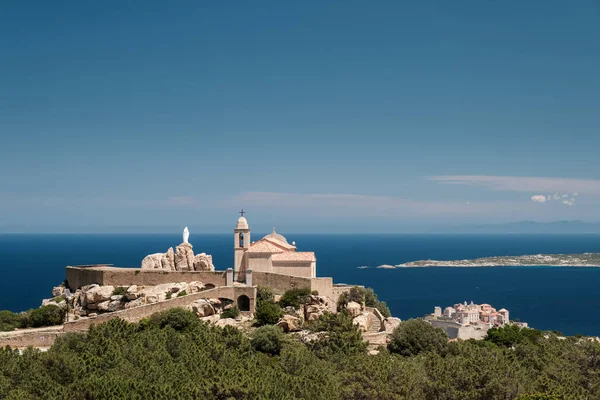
[[247, 240, 285, 254], [263, 236, 296, 250], [272, 252, 316, 262]]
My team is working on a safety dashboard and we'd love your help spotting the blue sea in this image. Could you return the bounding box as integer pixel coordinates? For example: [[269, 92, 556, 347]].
[[1, 233, 600, 336]]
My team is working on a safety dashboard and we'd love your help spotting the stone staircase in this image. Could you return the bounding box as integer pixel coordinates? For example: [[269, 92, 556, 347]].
[[366, 308, 384, 333]]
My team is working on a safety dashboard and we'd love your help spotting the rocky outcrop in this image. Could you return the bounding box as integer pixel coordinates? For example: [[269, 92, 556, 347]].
[[353, 314, 370, 332], [141, 242, 214, 272], [346, 301, 362, 318], [166, 247, 175, 271], [303, 295, 333, 321], [63, 281, 208, 318], [190, 299, 216, 317], [384, 317, 402, 334], [141, 253, 167, 270], [85, 286, 114, 304], [193, 253, 215, 271], [175, 243, 195, 271], [277, 315, 303, 332], [52, 286, 65, 297]]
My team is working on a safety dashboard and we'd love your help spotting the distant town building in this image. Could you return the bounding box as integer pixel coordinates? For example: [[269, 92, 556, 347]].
[[427, 301, 525, 340]]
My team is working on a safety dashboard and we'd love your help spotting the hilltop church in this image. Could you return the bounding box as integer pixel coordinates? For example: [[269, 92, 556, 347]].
[[234, 212, 316, 282]]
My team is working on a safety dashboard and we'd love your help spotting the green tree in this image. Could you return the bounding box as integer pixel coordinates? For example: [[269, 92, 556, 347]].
[[256, 285, 275, 303], [388, 319, 448, 356], [279, 288, 311, 309], [28, 305, 65, 328], [221, 306, 240, 319], [251, 325, 286, 356], [308, 311, 367, 357], [0, 310, 21, 332], [255, 300, 283, 326], [485, 324, 543, 347]]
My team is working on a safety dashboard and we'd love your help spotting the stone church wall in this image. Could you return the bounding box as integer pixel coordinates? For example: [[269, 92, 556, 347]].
[[272, 263, 314, 278]]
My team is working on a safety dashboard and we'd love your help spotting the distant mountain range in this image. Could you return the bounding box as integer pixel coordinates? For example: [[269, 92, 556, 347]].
[[432, 221, 600, 234]]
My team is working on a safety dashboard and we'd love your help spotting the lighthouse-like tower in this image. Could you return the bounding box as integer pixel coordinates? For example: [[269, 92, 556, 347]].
[[233, 210, 250, 282]]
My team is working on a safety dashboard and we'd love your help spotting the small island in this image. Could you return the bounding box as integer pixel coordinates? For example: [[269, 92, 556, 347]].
[[384, 253, 600, 268]]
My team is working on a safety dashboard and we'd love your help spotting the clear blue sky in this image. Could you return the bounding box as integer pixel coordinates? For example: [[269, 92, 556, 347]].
[[1, 1, 599, 233]]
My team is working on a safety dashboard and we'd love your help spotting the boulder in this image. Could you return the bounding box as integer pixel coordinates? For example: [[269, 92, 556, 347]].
[[85, 286, 115, 304], [97, 299, 124, 312], [294, 330, 326, 344], [190, 299, 215, 317], [346, 301, 362, 318], [193, 253, 215, 271], [81, 284, 99, 292], [353, 314, 369, 332], [125, 298, 145, 309], [200, 315, 220, 324], [111, 295, 124, 301], [175, 242, 195, 271], [141, 253, 166, 270], [305, 305, 326, 321], [166, 247, 175, 270], [384, 317, 402, 334], [52, 286, 65, 297], [277, 315, 303, 332], [126, 285, 140, 300], [215, 318, 238, 328], [187, 281, 205, 293]]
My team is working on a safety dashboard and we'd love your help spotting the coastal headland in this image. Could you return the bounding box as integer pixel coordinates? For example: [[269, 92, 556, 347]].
[[371, 252, 600, 268]]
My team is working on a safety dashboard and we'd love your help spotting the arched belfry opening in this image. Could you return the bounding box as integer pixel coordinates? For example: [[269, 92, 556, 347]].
[[237, 295, 250, 312], [239, 232, 244, 248]]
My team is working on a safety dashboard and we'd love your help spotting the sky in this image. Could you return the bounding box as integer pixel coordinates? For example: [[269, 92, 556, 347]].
[[1, 1, 599, 233]]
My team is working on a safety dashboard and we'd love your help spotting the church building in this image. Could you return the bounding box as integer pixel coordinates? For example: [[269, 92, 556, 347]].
[[234, 213, 316, 282]]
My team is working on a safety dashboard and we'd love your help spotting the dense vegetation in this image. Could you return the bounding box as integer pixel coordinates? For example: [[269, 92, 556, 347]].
[[337, 286, 391, 318], [1, 307, 600, 399], [0, 305, 65, 332]]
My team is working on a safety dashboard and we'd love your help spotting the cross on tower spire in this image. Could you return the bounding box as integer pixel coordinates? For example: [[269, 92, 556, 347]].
[[239, 209, 246, 217]]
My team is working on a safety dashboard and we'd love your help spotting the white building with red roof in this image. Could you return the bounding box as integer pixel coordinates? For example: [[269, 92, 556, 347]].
[[233, 213, 316, 282]]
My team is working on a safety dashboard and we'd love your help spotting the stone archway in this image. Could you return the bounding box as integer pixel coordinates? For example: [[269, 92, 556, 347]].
[[237, 295, 250, 312]]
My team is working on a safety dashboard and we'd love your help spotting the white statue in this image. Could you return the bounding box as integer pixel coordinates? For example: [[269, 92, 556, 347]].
[[183, 227, 190, 244]]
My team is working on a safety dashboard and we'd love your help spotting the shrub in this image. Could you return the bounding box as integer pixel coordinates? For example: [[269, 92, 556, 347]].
[[337, 287, 391, 317], [52, 295, 66, 303], [251, 325, 286, 356], [308, 312, 367, 357], [279, 288, 311, 309], [165, 292, 172, 300], [0, 310, 21, 332], [152, 308, 198, 331], [112, 287, 128, 296], [336, 292, 349, 311], [28, 305, 66, 328], [348, 286, 366, 304], [256, 286, 275, 303], [176, 290, 187, 297], [221, 306, 240, 319], [255, 301, 283, 326], [485, 324, 543, 347], [388, 319, 448, 357]]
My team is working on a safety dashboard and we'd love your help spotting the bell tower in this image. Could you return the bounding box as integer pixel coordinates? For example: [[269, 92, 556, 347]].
[[234, 209, 251, 282]]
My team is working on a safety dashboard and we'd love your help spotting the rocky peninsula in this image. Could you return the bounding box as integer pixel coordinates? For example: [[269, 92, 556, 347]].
[[383, 253, 600, 268]]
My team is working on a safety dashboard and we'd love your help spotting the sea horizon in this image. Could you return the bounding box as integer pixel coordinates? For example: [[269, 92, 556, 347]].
[[2, 233, 600, 335]]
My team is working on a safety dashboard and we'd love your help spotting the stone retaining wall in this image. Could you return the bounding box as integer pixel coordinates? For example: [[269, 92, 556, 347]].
[[64, 285, 256, 332], [66, 266, 228, 290], [0, 329, 63, 349]]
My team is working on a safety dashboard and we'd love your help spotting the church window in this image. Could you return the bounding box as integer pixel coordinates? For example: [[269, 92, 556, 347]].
[[239, 232, 244, 247]]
